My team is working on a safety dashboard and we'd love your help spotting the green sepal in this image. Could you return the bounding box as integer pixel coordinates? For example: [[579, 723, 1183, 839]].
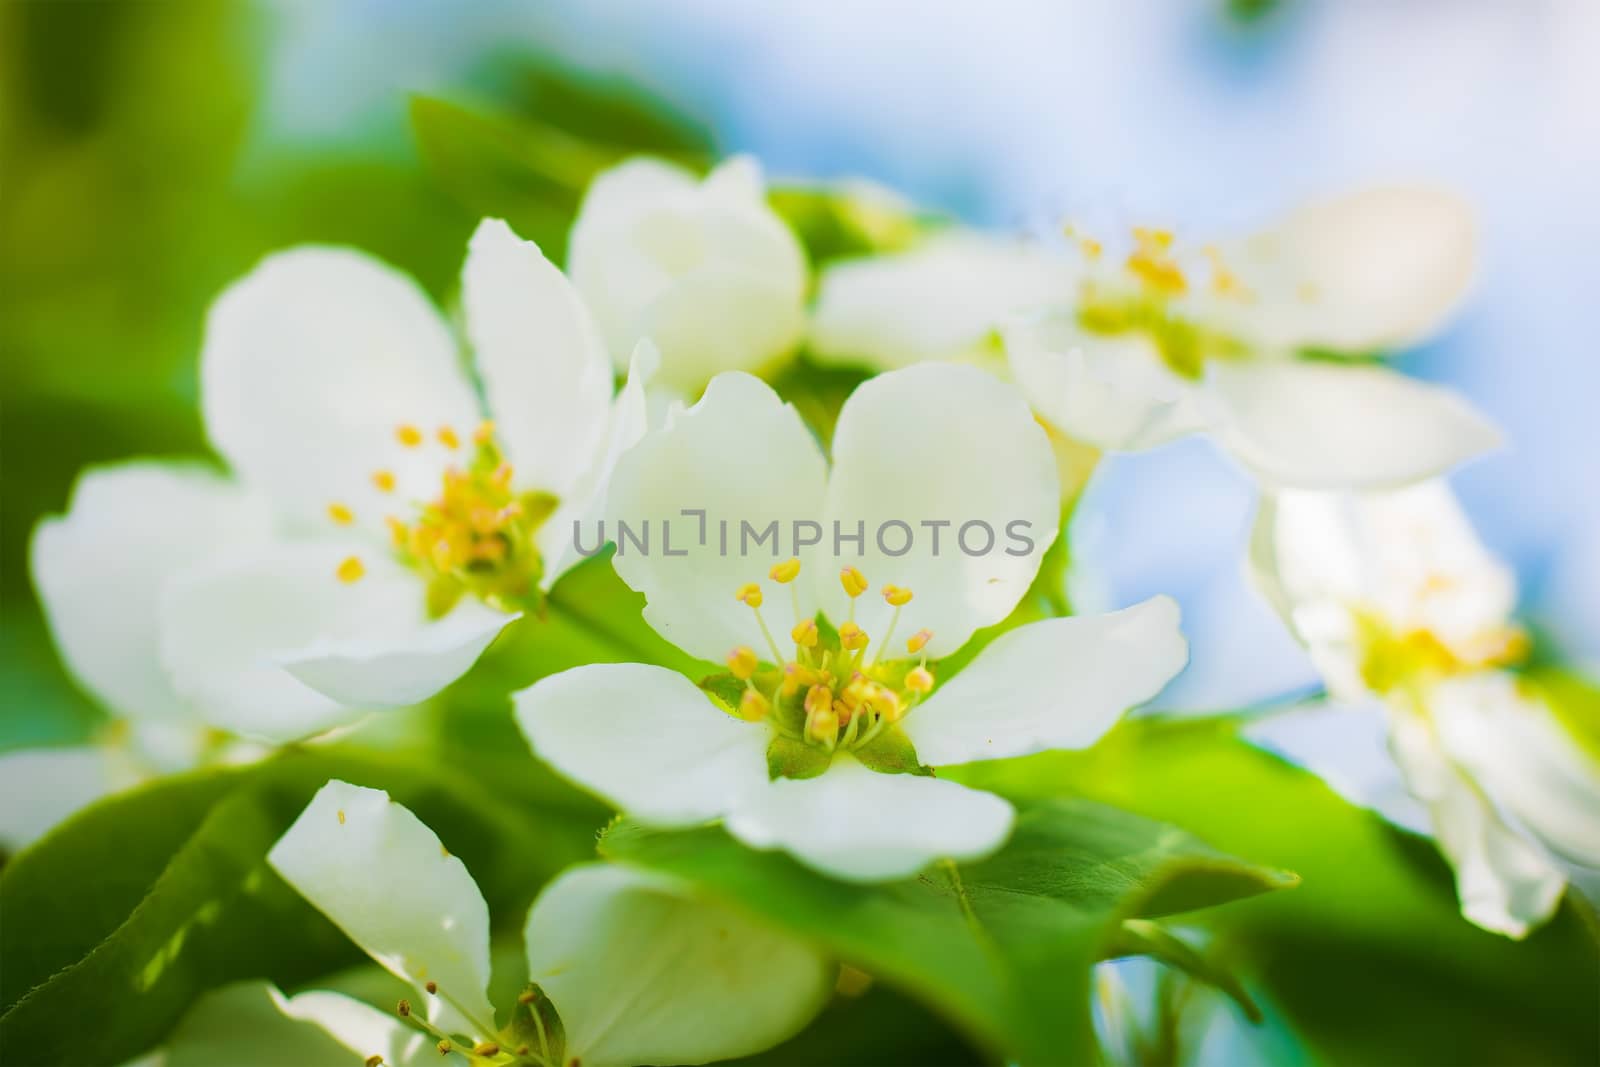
[[505, 984, 566, 1065], [768, 736, 832, 780], [853, 724, 932, 776], [699, 672, 747, 717]]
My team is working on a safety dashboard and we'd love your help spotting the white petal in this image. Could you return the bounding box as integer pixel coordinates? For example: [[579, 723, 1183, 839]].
[[200, 247, 480, 527], [1389, 712, 1565, 938], [1242, 700, 1431, 835], [536, 338, 659, 589], [606, 372, 828, 663], [1243, 187, 1476, 352], [1249, 483, 1517, 698], [524, 864, 831, 1067], [903, 597, 1188, 766], [1432, 673, 1600, 868], [810, 233, 1077, 371], [1004, 310, 1205, 452], [634, 266, 807, 391], [514, 663, 771, 825], [726, 755, 1014, 882], [159, 541, 510, 740], [820, 363, 1058, 658], [30, 462, 274, 723], [279, 596, 513, 709], [1208, 360, 1501, 490], [0, 746, 124, 852], [568, 156, 807, 392], [462, 218, 614, 497], [267, 781, 497, 1036], [166, 982, 432, 1067]]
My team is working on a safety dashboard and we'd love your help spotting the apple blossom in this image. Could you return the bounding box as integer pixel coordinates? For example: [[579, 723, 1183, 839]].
[[1248, 481, 1600, 936], [568, 156, 808, 393], [153, 218, 654, 737], [812, 187, 1499, 490], [516, 363, 1189, 881], [262, 780, 832, 1067]]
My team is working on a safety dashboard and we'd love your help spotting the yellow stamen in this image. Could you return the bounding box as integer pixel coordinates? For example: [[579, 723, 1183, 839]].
[[739, 688, 770, 722], [437, 426, 460, 450], [840, 566, 869, 599], [336, 556, 365, 584], [327, 502, 355, 526], [372, 470, 397, 493], [769, 558, 802, 584], [791, 619, 819, 648], [906, 629, 933, 654], [727, 646, 759, 680], [735, 583, 764, 608], [838, 622, 869, 651], [473, 420, 496, 445], [882, 584, 913, 607], [396, 424, 424, 448], [807, 704, 839, 744], [905, 665, 934, 694]]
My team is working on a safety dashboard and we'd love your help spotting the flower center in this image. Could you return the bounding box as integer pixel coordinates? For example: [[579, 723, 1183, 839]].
[[722, 560, 936, 755], [1066, 223, 1252, 379], [327, 421, 556, 617], [1354, 608, 1530, 697]]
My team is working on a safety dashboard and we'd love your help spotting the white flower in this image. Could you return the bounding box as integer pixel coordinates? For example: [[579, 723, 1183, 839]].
[[153, 218, 654, 738], [569, 155, 809, 393], [515, 363, 1189, 881], [1248, 481, 1600, 936], [263, 780, 832, 1067], [813, 186, 1499, 490], [1, 462, 274, 850]]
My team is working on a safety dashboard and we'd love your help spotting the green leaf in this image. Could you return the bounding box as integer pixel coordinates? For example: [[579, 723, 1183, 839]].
[[950, 715, 1600, 1065], [600, 797, 1293, 1064], [0, 747, 604, 1066]]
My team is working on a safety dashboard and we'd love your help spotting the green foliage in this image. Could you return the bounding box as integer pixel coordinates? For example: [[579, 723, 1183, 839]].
[[0, 748, 605, 1066], [601, 798, 1293, 1064], [950, 715, 1600, 1065]]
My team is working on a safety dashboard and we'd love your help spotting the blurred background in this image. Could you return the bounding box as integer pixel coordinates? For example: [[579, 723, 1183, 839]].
[[5, 0, 1597, 744]]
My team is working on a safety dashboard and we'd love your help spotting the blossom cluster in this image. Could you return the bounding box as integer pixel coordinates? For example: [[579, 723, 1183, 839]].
[[7, 151, 1596, 1066]]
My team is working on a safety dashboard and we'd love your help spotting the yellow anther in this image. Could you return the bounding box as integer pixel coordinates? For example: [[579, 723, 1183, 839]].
[[840, 566, 869, 598], [436, 1040, 452, 1056], [905, 665, 935, 694], [1133, 226, 1175, 251], [1080, 236, 1104, 260], [337, 809, 346, 825], [327, 502, 355, 526], [770, 558, 802, 584], [735, 583, 764, 608], [336, 556, 366, 584], [807, 705, 839, 743], [396, 424, 424, 448], [437, 426, 460, 449], [397, 999, 412, 1017], [882, 584, 913, 607], [791, 619, 819, 647], [739, 688, 771, 722], [471, 1044, 500, 1059], [425, 981, 438, 995], [906, 629, 933, 654], [372, 469, 397, 493], [727, 646, 759, 680], [838, 622, 869, 651], [805, 684, 835, 718], [473, 420, 496, 445], [868, 686, 904, 721], [366, 1056, 384, 1067]]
